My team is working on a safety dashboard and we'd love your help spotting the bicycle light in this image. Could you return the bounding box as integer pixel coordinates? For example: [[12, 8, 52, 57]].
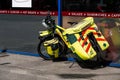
[[42, 19, 49, 28]]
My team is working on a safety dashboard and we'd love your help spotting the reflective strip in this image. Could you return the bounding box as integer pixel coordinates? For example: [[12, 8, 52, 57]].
[[78, 37, 82, 42], [82, 27, 94, 35], [93, 32, 99, 35], [77, 26, 98, 54], [77, 36, 90, 54], [96, 38, 106, 41], [86, 43, 91, 53], [82, 37, 88, 47], [87, 27, 95, 30]]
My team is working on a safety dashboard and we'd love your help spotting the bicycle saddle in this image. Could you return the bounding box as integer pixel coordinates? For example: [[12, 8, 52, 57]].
[[68, 22, 78, 26], [63, 17, 94, 34]]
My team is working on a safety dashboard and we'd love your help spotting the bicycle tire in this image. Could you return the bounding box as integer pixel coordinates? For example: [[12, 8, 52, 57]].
[[37, 34, 67, 60]]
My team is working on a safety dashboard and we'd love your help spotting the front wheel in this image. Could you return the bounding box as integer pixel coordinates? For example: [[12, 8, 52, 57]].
[[37, 35, 67, 60]]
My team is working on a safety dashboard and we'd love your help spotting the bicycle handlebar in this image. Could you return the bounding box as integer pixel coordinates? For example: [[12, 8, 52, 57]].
[[43, 11, 55, 28]]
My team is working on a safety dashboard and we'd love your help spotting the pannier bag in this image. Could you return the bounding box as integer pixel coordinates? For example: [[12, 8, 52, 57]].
[[63, 17, 109, 60], [44, 38, 59, 58]]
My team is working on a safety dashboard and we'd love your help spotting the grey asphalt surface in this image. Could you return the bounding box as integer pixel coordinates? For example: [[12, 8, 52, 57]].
[[0, 14, 47, 53], [0, 14, 120, 80], [0, 53, 120, 80]]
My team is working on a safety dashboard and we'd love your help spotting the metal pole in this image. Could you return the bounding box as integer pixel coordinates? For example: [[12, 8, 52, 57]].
[[58, 0, 62, 26]]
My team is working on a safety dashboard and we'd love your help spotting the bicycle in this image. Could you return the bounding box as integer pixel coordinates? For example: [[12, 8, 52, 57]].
[[37, 12, 111, 68]]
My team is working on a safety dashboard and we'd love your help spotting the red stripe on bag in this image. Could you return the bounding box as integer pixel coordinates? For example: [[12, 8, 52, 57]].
[[82, 27, 94, 35], [96, 38, 106, 41], [82, 37, 88, 47], [78, 37, 82, 42], [93, 32, 99, 35], [87, 27, 95, 30], [86, 43, 91, 53]]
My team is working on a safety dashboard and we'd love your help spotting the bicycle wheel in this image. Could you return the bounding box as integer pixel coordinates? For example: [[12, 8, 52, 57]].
[[37, 35, 67, 60]]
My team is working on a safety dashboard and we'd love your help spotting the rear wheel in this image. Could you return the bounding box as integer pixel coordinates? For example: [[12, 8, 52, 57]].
[[76, 55, 111, 69]]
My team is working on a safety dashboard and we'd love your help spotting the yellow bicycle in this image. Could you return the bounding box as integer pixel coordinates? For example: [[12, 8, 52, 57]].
[[37, 13, 111, 68]]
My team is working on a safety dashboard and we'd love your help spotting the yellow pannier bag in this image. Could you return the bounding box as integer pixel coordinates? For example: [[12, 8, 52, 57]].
[[88, 23, 109, 51], [66, 33, 97, 60], [64, 17, 109, 60], [44, 38, 59, 58]]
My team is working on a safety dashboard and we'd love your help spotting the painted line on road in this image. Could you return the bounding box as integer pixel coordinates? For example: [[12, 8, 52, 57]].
[[109, 63, 120, 68], [0, 49, 76, 61], [7, 50, 40, 57], [0, 49, 39, 57]]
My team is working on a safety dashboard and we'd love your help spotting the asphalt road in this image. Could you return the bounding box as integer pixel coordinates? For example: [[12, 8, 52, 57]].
[[0, 14, 49, 53], [0, 53, 120, 80]]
